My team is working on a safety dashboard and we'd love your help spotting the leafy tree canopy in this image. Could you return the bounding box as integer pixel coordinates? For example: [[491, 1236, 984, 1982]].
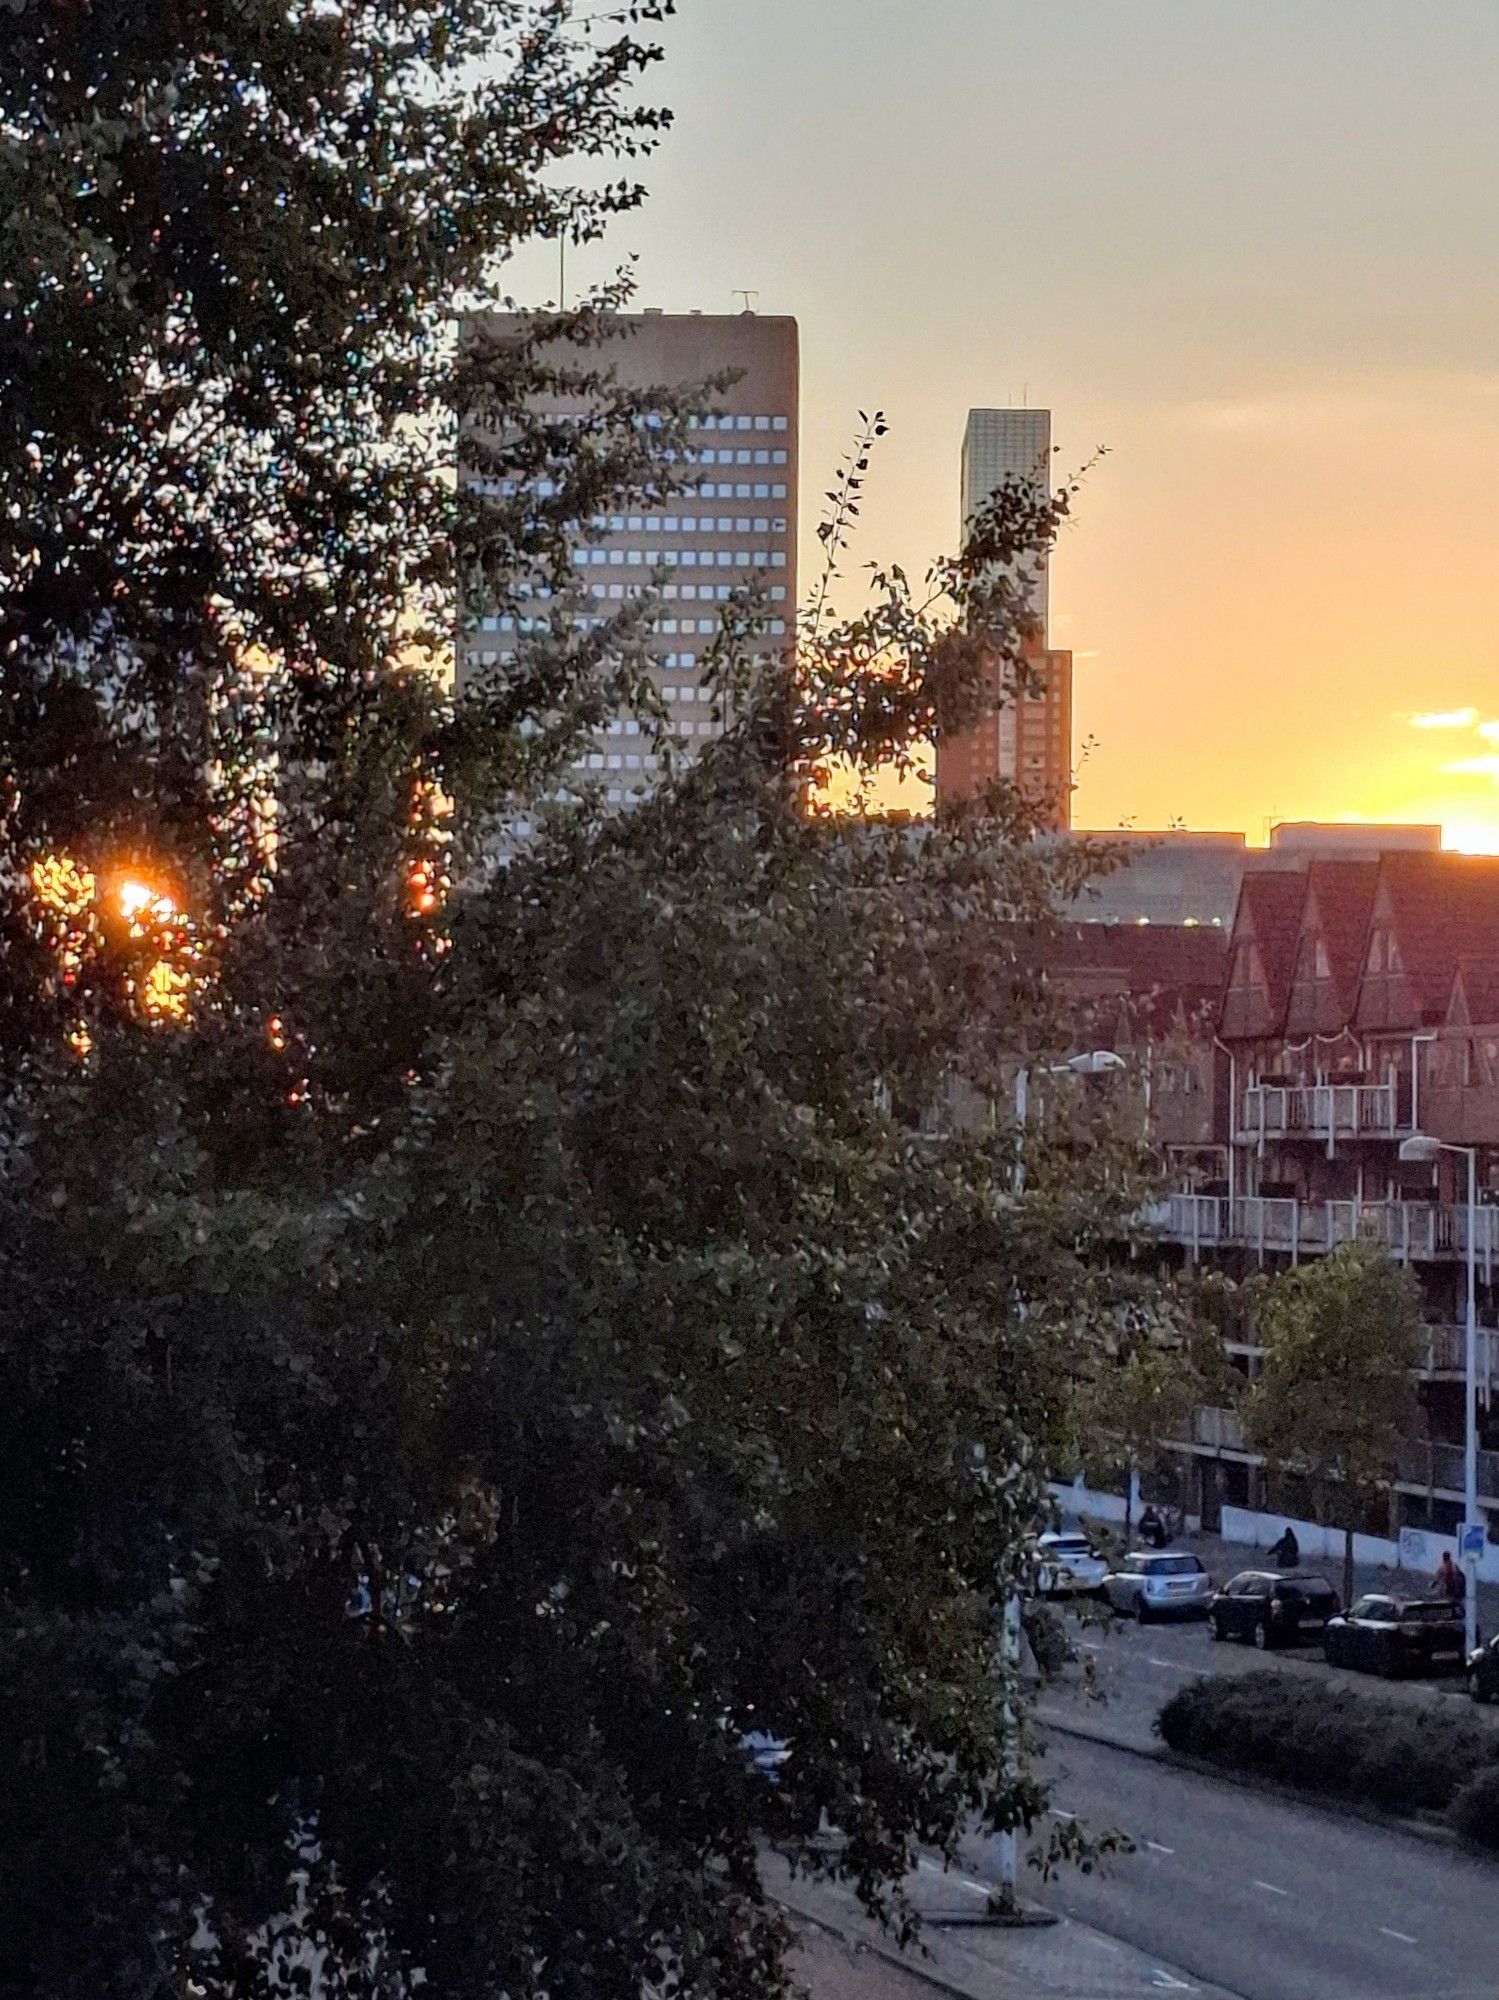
[[0, 4, 1155, 1995]]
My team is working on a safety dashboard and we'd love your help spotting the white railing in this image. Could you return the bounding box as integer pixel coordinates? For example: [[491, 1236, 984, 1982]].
[[1397, 1439, 1499, 1501], [1160, 1192, 1499, 1270], [1424, 1324, 1499, 1384], [1238, 1082, 1398, 1146]]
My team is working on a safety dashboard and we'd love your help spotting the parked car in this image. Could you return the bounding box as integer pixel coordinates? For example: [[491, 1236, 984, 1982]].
[[1208, 1570, 1341, 1648], [1034, 1529, 1109, 1598], [1103, 1551, 1213, 1622], [1323, 1595, 1467, 1679], [1469, 1634, 1499, 1703]]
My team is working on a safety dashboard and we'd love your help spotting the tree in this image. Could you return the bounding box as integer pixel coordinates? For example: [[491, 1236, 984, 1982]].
[[0, 6, 1163, 1994], [1074, 1327, 1201, 1541], [1245, 1241, 1424, 1605]]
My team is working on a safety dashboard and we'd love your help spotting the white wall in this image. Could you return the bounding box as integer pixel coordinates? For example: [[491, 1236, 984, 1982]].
[[1049, 1476, 1499, 1584]]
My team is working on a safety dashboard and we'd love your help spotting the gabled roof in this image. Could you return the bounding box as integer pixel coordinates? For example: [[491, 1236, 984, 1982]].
[[1306, 860, 1381, 1010], [1044, 923, 1227, 1036], [1358, 854, 1499, 1031], [1447, 957, 1499, 1030], [1219, 871, 1307, 1042], [1283, 860, 1379, 1036]]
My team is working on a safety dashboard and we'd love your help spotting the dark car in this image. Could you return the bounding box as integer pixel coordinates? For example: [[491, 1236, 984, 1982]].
[[1208, 1570, 1341, 1649], [1469, 1635, 1499, 1703], [1323, 1595, 1467, 1679]]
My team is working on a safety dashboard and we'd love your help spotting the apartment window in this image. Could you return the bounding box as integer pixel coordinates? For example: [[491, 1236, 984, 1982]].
[[736, 415, 752, 431], [645, 516, 660, 532], [626, 550, 643, 567], [754, 415, 770, 431], [663, 516, 679, 531], [773, 415, 788, 432]]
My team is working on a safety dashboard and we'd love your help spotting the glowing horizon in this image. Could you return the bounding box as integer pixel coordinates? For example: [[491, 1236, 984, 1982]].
[[500, 0, 1499, 851]]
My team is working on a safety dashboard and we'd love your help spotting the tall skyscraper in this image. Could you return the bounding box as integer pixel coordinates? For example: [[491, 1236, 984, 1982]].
[[460, 310, 798, 809], [937, 407, 1072, 829]]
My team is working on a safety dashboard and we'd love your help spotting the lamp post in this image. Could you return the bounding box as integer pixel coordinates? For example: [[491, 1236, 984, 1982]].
[[993, 1048, 1126, 1918], [1399, 1132, 1480, 1657]]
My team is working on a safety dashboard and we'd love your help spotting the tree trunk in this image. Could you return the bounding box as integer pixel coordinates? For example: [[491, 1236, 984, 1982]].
[[1343, 1525, 1355, 1609]]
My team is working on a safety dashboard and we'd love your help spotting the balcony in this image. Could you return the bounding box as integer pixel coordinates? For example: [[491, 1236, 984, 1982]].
[[1190, 1404, 1247, 1452], [1159, 1192, 1499, 1271], [1397, 1439, 1499, 1503], [1237, 1082, 1399, 1149], [1423, 1323, 1499, 1387]]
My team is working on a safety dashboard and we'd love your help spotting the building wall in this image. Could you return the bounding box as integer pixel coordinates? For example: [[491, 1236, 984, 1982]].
[[460, 310, 798, 806], [939, 407, 1071, 826]]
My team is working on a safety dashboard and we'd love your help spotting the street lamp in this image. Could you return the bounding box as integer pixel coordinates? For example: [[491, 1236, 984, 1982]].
[[992, 1048, 1127, 1920], [1399, 1131, 1481, 1657]]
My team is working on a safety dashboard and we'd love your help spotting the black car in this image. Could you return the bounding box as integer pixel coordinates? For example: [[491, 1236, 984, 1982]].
[[1208, 1570, 1341, 1648], [1323, 1595, 1466, 1679], [1470, 1634, 1499, 1703]]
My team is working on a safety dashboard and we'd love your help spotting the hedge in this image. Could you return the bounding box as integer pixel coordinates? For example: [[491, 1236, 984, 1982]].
[[1156, 1672, 1499, 1820], [1450, 1765, 1499, 1850]]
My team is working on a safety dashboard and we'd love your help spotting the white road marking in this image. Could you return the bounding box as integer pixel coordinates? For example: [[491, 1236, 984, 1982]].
[[1049, 1807, 1076, 1821], [1148, 1656, 1191, 1671], [1079, 1639, 1104, 1653], [1151, 1974, 1198, 1992], [1380, 1927, 1418, 1945], [1254, 1880, 1289, 1897], [958, 1877, 989, 1897], [1145, 1839, 1176, 1855]]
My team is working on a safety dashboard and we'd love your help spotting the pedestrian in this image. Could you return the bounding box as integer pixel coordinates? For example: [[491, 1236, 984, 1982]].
[[1139, 1504, 1167, 1550], [1270, 1525, 1299, 1571], [1436, 1550, 1466, 1603]]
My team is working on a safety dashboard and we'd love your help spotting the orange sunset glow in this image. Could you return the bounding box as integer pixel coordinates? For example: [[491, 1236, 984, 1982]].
[[503, 2, 1499, 850]]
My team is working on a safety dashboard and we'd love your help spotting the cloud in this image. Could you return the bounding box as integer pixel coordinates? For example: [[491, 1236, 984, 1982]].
[[1410, 707, 1480, 730], [1481, 721, 1499, 742], [1442, 755, 1499, 779]]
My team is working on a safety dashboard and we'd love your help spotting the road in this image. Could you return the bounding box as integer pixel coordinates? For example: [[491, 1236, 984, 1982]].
[[1004, 1728, 1499, 2000], [1036, 1594, 1498, 1751]]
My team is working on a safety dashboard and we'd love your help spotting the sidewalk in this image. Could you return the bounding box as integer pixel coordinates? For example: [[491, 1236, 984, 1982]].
[[768, 1849, 1243, 2000]]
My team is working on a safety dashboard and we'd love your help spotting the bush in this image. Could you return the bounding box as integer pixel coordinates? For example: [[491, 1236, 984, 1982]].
[[1023, 1603, 1072, 1680], [1157, 1672, 1499, 1815], [1450, 1765, 1499, 1849]]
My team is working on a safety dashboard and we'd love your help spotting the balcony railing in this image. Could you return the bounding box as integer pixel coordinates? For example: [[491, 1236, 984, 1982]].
[[1189, 1404, 1246, 1452], [1238, 1082, 1399, 1148], [1424, 1323, 1499, 1385], [1159, 1192, 1499, 1271], [1397, 1439, 1499, 1502]]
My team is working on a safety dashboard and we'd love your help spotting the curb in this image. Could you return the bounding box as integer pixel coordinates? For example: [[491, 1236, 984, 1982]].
[[1035, 1707, 1460, 1851], [774, 1893, 999, 2000]]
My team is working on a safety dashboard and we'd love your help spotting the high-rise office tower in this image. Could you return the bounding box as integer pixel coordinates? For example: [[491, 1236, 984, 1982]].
[[460, 310, 798, 809], [936, 407, 1072, 829]]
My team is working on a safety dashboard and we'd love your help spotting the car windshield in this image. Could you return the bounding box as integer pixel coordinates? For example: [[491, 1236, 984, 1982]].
[[1048, 1537, 1092, 1555]]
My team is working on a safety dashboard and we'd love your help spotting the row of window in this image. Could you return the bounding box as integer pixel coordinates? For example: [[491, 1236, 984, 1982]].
[[540, 411, 788, 434], [693, 481, 789, 501], [689, 414, 789, 432], [603, 714, 718, 738], [474, 615, 787, 638], [688, 447, 789, 466], [573, 548, 787, 570], [587, 583, 788, 603], [592, 514, 787, 534]]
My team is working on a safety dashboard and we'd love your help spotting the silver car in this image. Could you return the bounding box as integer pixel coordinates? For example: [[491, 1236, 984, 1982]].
[[1104, 1550, 1213, 1622], [1034, 1529, 1109, 1598]]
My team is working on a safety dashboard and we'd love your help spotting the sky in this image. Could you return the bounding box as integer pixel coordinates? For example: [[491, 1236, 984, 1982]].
[[506, 0, 1499, 846]]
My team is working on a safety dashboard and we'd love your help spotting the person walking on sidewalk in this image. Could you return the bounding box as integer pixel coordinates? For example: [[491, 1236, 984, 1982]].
[[1436, 1550, 1466, 1603], [1270, 1525, 1299, 1571]]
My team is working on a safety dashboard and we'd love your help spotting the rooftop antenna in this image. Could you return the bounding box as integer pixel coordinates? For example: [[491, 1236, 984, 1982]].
[[734, 288, 759, 313]]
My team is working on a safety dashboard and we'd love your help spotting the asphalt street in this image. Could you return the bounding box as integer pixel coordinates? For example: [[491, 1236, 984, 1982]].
[[1002, 1728, 1499, 2000], [1037, 1594, 1499, 1752]]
